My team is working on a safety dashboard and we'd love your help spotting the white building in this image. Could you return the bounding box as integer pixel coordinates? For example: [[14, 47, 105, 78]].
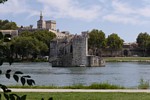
[[37, 12, 56, 31], [0, 30, 18, 37]]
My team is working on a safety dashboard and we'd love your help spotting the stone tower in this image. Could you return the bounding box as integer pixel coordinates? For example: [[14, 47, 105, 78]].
[[37, 11, 46, 29], [72, 31, 89, 66], [46, 20, 56, 30]]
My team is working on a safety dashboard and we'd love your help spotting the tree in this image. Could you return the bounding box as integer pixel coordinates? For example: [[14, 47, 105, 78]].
[[88, 29, 106, 56], [0, 1, 53, 99], [19, 30, 56, 56], [0, 20, 18, 30], [0, 0, 7, 3], [19, 31, 33, 37], [136, 32, 150, 56], [0, 32, 3, 40], [12, 37, 48, 60], [2, 22, 18, 30], [107, 33, 124, 56], [33, 30, 56, 46], [0, 39, 35, 100]]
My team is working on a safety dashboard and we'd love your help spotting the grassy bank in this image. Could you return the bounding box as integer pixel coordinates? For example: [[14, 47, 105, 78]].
[[104, 57, 150, 62], [8, 83, 124, 89], [1, 92, 150, 100]]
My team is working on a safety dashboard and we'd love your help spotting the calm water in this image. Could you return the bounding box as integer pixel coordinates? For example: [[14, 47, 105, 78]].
[[0, 62, 150, 88]]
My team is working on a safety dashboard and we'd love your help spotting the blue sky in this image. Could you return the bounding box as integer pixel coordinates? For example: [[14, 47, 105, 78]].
[[1, 0, 150, 42]]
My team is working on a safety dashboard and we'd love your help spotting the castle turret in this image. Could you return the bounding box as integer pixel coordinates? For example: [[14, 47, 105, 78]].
[[40, 11, 43, 20], [37, 11, 46, 29]]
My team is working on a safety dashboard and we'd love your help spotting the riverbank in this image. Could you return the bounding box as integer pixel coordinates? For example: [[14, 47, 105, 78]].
[[104, 57, 150, 62], [8, 83, 125, 89]]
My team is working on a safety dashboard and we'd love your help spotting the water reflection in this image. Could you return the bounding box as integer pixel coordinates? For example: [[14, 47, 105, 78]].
[[0, 62, 150, 88]]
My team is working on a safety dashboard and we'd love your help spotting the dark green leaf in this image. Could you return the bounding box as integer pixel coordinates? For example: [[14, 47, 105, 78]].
[[14, 71, 23, 74], [21, 77, 26, 86], [27, 79, 35, 86], [0, 70, 2, 74], [5, 73, 10, 79], [20, 95, 27, 100], [6, 69, 11, 74], [8, 57, 13, 65], [27, 79, 32, 86], [4, 93, 9, 100], [9, 94, 15, 100], [1, 84, 7, 92], [13, 74, 19, 82], [5, 89, 11, 93], [0, 59, 3, 66], [17, 97, 21, 100], [0, 0, 8, 4], [22, 75, 31, 78]]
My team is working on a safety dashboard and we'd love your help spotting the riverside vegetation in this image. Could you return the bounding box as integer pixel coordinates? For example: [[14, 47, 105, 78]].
[[7, 79, 150, 89]]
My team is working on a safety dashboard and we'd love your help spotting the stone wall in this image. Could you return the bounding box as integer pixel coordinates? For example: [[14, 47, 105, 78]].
[[72, 34, 88, 66]]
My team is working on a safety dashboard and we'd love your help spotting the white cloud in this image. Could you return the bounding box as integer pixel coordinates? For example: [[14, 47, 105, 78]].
[[37, 0, 102, 21], [111, 0, 136, 15], [102, 0, 150, 25], [0, 0, 28, 14], [103, 14, 143, 25], [138, 6, 150, 17], [1, 0, 150, 25], [0, 0, 40, 20]]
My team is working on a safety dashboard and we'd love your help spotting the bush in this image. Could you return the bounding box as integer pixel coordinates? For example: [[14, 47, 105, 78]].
[[138, 79, 149, 89], [88, 83, 124, 89]]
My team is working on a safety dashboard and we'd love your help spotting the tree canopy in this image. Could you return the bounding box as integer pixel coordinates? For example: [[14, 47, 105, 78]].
[[107, 33, 124, 56], [0, 20, 18, 30], [88, 29, 106, 49], [136, 32, 150, 49], [136, 32, 150, 56], [12, 37, 48, 59], [32, 30, 56, 46], [11, 30, 56, 60]]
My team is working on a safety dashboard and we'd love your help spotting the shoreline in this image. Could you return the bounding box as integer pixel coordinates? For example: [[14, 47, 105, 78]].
[[104, 57, 150, 62]]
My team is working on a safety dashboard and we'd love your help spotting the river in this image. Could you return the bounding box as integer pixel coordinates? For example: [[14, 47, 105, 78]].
[[0, 62, 150, 88]]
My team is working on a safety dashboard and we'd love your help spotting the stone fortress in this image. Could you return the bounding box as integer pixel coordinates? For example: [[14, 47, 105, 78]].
[[0, 12, 105, 67], [0, 12, 142, 66], [49, 31, 105, 67], [36, 12, 105, 67]]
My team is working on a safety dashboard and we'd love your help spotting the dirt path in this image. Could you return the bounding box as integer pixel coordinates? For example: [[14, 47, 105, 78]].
[[3, 89, 150, 93]]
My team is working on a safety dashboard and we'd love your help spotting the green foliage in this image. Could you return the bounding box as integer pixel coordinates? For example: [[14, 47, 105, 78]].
[[0, 0, 7, 4], [0, 32, 3, 40], [136, 32, 150, 56], [63, 83, 124, 89], [88, 83, 124, 89], [138, 79, 149, 89], [107, 33, 124, 50], [12, 37, 48, 60], [19, 31, 33, 37], [136, 32, 150, 48], [32, 30, 56, 46], [88, 29, 106, 49], [0, 69, 35, 99], [0, 20, 18, 30], [107, 33, 124, 56]]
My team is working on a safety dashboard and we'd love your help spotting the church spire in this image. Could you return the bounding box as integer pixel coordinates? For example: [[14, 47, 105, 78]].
[[40, 11, 43, 20]]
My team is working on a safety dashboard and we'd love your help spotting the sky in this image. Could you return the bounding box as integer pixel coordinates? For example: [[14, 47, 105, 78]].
[[1, 0, 150, 42]]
